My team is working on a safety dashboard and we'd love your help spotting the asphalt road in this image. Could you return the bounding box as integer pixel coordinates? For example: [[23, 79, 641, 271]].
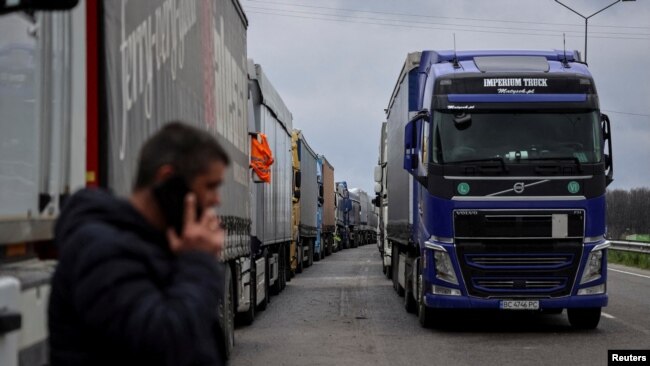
[[230, 245, 650, 366]]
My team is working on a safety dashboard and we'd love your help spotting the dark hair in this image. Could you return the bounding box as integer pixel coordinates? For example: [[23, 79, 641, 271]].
[[134, 122, 230, 189]]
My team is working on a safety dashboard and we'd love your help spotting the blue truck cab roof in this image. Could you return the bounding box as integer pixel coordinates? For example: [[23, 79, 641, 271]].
[[411, 50, 598, 111], [421, 49, 591, 78]]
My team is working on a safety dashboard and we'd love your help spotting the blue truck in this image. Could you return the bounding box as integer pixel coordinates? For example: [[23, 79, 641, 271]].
[[378, 50, 614, 329], [335, 182, 352, 250]]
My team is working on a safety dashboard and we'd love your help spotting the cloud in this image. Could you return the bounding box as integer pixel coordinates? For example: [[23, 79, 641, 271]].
[[244, 0, 650, 192]]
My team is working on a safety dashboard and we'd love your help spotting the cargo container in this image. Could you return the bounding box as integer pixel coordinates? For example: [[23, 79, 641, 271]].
[[320, 156, 336, 254], [246, 59, 293, 323], [0, 0, 265, 362], [335, 181, 352, 250], [379, 50, 614, 329], [348, 188, 361, 248], [294, 130, 319, 268]]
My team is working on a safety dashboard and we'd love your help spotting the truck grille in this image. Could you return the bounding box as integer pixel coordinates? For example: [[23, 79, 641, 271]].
[[473, 278, 567, 293], [456, 239, 582, 298], [454, 210, 584, 298]]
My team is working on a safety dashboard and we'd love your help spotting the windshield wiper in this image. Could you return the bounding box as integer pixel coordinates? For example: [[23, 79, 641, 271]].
[[447, 157, 508, 172], [523, 157, 583, 172]]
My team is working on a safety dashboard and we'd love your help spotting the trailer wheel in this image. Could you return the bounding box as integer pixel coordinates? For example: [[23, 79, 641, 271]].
[[296, 240, 304, 273], [271, 245, 285, 294], [285, 243, 293, 282], [280, 243, 287, 289], [237, 262, 256, 326], [256, 252, 269, 311], [314, 240, 321, 262], [217, 265, 235, 359], [308, 239, 314, 267], [568, 308, 601, 329]]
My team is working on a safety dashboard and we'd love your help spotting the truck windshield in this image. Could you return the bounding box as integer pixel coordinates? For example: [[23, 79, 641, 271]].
[[431, 111, 602, 164]]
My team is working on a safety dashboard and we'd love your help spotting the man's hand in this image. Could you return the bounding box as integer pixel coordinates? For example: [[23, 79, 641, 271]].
[[167, 194, 225, 257]]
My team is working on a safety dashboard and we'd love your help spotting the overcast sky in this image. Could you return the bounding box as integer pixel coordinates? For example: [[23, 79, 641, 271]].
[[242, 0, 650, 194]]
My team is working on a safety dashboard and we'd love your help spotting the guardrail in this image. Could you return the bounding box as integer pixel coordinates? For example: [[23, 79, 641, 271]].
[[608, 240, 650, 254]]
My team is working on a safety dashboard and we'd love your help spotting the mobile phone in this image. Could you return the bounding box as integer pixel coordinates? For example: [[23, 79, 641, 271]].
[[152, 175, 202, 235]]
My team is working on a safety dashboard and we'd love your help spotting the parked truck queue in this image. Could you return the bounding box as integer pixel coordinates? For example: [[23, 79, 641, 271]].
[[0, 1, 350, 365]]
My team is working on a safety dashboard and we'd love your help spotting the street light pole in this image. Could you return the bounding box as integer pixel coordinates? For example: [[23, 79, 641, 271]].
[[554, 0, 635, 63]]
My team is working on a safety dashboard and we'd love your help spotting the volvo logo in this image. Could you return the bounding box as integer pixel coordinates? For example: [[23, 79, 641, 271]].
[[513, 182, 525, 194]]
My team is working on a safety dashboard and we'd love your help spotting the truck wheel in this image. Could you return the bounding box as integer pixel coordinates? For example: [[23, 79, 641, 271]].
[[256, 253, 269, 311], [417, 274, 434, 328], [271, 248, 284, 295], [296, 241, 304, 273], [280, 244, 287, 289], [285, 244, 292, 282], [308, 240, 314, 267], [314, 241, 321, 262], [568, 308, 601, 329], [237, 263, 256, 326], [404, 282, 417, 314], [217, 265, 235, 359]]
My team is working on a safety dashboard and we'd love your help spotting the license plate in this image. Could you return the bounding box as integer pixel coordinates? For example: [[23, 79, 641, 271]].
[[500, 300, 539, 310]]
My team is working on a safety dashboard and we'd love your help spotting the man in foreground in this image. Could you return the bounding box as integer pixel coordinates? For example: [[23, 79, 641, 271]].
[[49, 122, 230, 366]]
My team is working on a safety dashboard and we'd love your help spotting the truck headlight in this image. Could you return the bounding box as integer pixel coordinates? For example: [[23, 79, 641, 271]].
[[580, 249, 603, 284], [434, 250, 459, 285]]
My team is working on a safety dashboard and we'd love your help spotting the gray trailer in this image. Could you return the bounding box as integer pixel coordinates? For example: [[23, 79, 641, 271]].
[[246, 60, 293, 323], [348, 189, 361, 248], [351, 188, 376, 245], [0, 1, 253, 362], [321, 157, 336, 254], [296, 130, 319, 267]]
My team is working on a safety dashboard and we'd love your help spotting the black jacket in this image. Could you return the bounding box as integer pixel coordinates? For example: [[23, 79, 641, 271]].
[[48, 189, 226, 366]]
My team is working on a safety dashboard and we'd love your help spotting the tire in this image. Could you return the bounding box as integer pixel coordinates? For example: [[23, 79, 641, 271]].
[[568, 308, 601, 329], [314, 240, 321, 262], [280, 244, 287, 289], [417, 274, 434, 328], [236, 262, 255, 326], [404, 278, 417, 314], [271, 247, 284, 295], [296, 241, 304, 274], [285, 243, 293, 282], [256, 253, 269, 311], [217, 265, 235, 360], [308, 240, 314, 267], [392, 244, 404, 296]]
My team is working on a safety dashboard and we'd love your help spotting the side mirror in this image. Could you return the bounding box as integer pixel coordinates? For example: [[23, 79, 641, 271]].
[[374, 182, 381, 194], [373, 166, 382, 183], [404, 119, 418, 171], [294, 171, 301, 188], [602, 114, 614, 186], [404, 109, 430, 172], [372, 194, 381, 207], [0, 0, 78, 15]]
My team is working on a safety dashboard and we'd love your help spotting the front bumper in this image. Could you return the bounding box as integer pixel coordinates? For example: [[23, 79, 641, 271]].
[[425, 293, 608, 309]]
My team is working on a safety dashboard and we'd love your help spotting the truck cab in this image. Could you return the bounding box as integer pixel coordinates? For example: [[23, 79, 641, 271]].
[[385, 50, 613, 329]]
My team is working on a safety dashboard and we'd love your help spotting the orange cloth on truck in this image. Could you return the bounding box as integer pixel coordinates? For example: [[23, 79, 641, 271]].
[[250, 133, 274, 183]]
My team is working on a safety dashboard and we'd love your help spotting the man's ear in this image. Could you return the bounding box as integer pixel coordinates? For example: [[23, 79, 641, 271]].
[[153, 164, 176, 184]]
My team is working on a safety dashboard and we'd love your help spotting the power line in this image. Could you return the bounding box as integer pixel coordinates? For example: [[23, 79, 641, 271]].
[[245, 10, 650, 41], [244, 0, 650, 30], [245, 4, 650, 38], [602, 110, 650, 118]]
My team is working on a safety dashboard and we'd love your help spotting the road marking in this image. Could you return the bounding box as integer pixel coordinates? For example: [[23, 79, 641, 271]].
[[602, 312, 616, 319], [609, 267, 650, 280]]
